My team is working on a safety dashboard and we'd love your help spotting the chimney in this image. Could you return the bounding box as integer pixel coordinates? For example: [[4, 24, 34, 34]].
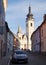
[[44, 14, 46, 21]]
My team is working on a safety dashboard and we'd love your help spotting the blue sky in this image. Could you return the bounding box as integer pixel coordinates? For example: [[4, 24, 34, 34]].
[[6, 0, 46, 34]]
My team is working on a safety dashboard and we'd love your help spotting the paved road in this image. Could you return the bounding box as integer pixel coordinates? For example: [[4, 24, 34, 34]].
[[10, 51, 46, 65]]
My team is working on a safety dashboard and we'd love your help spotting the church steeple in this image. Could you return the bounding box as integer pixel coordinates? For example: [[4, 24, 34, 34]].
[[27, 6, 33, 19], [29, 6, 31, 15], [26, 6, 34, 50], [17, 26, 22, 33]]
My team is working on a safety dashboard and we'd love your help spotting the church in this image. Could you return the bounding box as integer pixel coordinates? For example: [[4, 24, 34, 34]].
[[15, 6, 34, 50]]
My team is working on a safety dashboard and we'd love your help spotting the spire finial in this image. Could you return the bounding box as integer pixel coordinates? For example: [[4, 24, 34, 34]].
[[29, 5, 31, 14], [17, 25, 22, 33]]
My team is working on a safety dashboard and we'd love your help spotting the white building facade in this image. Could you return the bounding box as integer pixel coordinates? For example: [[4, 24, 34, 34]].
[[16, 6, 34, 50], [17, 26, 27, 50], [26, 6, 34, 50]]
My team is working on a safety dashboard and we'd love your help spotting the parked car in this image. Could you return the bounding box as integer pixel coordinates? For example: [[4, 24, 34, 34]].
[[11, 50, 28, 63]]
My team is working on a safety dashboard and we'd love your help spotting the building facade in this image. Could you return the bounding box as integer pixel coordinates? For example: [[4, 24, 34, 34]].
[[5, 22, 14, 54], [26, 6, 34, 50], [15, 6, 34, 50], [0, 0, 7, 58], [31, 14, 46, 53], [16, 26, 27, 50], [14, 36, 20, 50], [7, 30, 14, 53], [31, 27, 41, 52], [3, 0, 8, 13], [40, 14, 46, 53]]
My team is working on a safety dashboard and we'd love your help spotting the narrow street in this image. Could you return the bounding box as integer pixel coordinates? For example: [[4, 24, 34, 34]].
[[10, 51, 46, 65]]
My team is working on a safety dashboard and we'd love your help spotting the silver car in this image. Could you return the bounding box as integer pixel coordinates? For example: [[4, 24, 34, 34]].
[[11, 50, 28, 63]]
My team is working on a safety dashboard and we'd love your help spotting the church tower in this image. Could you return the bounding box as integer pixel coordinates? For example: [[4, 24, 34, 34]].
[[17, 26, 22, 39], [26, 6, 34, 50], [17, 26, 22, 49]]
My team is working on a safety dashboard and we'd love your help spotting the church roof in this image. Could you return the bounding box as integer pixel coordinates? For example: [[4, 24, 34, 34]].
[[22, 34, 26, 39], [27, 6, 34, 19]]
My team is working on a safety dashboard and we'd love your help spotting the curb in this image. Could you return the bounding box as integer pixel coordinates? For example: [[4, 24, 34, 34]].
[[8, 59, 10, 65], [8, 56, 12, 65]]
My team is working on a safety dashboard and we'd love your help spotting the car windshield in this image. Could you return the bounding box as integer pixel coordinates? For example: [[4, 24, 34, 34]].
[[15, 50, 26, 54]]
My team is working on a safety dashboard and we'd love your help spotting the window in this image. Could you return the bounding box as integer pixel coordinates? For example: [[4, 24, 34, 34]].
[[41, 41, 44, 49], [30, 23, 32, 26], [27, 35, 28, 40], [0, 26, 3, 34], [0, 6, 2, 14], [36, 40, 37, 42], [41, 29, 43, 36], [26, 24, 28, 27], [24, 44, 26, 48], [19, 37, 21, 40]]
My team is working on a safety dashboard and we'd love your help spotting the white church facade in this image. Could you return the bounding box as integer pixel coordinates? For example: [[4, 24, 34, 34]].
[[26, 6, 34, 50], [16, 6, 34, 50], [17, 26, 27, 50]]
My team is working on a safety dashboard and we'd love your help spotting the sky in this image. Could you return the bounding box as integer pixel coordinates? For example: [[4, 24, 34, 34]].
[[6, 0, 46, 34]]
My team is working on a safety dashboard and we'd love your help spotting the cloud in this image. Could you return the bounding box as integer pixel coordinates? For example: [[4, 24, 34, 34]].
[[7, 1, 46, 18], [6, 0, 46, 33]]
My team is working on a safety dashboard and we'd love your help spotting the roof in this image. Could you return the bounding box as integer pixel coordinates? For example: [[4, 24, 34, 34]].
[[31, 14, 46, 39], [22, 34, 26, 39]]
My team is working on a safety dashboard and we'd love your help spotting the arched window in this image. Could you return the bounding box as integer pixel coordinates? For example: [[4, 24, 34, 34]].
[[30, 23, 32, 26]]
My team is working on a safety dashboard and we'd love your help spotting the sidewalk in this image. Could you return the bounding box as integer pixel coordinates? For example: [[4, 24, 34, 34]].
[[0, 51, 12, 65]]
